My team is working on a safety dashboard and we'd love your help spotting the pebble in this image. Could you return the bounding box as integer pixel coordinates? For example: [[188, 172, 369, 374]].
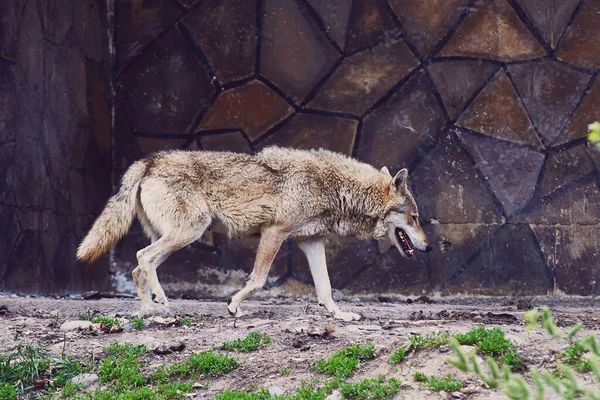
[[49, 309, 61, 317], [60, 320, 92, 331], [326, 390, 342, 400], [71, 373, 98, 388], [268, 386, 285, 396]]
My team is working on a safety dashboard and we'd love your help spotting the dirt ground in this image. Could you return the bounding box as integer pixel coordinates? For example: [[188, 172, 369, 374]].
[[1, 294, 600, 399]]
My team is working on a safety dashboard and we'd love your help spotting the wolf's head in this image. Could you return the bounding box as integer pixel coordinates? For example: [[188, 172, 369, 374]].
[[377, 167, 432, 258]]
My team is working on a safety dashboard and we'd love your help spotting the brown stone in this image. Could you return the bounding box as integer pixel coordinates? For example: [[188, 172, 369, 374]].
[[200, 131, 253, 154], [425, 223, 498, 289], [427, 60, 498, 120], [135, 136, 189, 157], [261, 0, 340, 103], [532, 224, 600, 295], [458, 130, 545, 216], [345, 0, 402, 54], [446, 224, 551, 295], [257, 113, 357, 155], [115, 0, 182, 68], [517, 181, 600, 225], [118, 27, 215, 134], [182, 0, 257, 84], [291, 237, 378, 290], [412, 130, 503, 223], [389, 0, 470, 57], [343, 247, 430, 295], [307, 39, 419, 116], [73, 0, 104, 62], [439, 0, 546, 61], [357, 70, 447, 168], [556, 0, 600, 70], [556, 76, 600, 146], [0, 1, 25, 61], [457, 70, 543, 147], [198, 80, 294, 141], [515, 0, 579, 49], [308, 0, 353, 49], [507, 60, 591, 145], [38, 0, 73, 45], [541, 145, 593, 197]]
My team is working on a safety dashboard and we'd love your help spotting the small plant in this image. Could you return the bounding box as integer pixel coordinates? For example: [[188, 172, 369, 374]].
[[0, 382, 17, 400], [314, 342, 375, 378], [0, 345, 51, 394], [562, 341, 592, 372], [412, 371, 427, 383], [389, 347, 407, 365], [280, 367, 290, 376], [588, 121, 600, 150], [222, 332, 272, 352], [60, 381, 83, 397], [131, 316, 145, 330], [413, 371, 462, 392], [408, 332, 450, 351], [91, 315, 122, 330], [155, 350, 240, 379], [339, 376, 402, 400]]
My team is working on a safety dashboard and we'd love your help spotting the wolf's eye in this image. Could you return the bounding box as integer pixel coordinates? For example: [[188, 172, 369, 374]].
[[412, 215, 418, 223]]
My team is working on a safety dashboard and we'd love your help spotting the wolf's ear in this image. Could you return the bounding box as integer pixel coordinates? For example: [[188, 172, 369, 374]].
[[391, 168, 408, 190], [380, 166, 392, 177]]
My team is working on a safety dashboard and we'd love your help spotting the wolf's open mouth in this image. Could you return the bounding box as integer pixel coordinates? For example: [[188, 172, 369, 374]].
[[395, 228, 414, 257]]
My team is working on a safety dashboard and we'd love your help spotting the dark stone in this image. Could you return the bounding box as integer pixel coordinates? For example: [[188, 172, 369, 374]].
[[0, 0, 25, 61], [517, 181, 600, 225], [115, 0, 182, 69], [555, 0, 600, 70], [389, 0, 470, 57], [307, 39, 419, 116], [291, 237, 378, 289], [458, 130, 545, 216], [457, 70, 543, 147], [73, 0, 104, 62], [182, 0, 257, 84], [257, 113, 357, 155], [344, 247, 430, 295], [507, 60, 591, 145], [412, 130, 503, 223], [345, 0, 402, 55], [532, 224, 600, 295], [556, 76, 600, 146], [357, 70, 447, 169], [135, 137, 190, 157], [261, 0, 340, 103], [308, 0, 353, 49], [200, 131, 253, 154], [0, 144, 14, 204], [15, 0, 44, 87], [0, 206, 20, 284], [198, 80, 294, 141], [427, 60, 497, 120], [38, 0, 73, 45], [3, 230, 47, 293], [118, 27, 215, 134], [446, 224, 551, 295], [439, 0, 546, 61], [425, 223, 498, 290], [541, 145, 593, 197], [515, 0, 579, 49], [13, 127, 49, 210]]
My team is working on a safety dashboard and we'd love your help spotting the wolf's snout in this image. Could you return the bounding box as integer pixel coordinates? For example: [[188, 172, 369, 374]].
[[424, 244, 432, 252]]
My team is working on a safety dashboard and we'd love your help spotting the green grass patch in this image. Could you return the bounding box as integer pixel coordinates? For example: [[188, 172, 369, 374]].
[[0, 345, 52, 394], [0, 382, 17, 400], [152, 350, 239, 381], [339, 376, 402, 399], [454, 326, 524, 371], [314, 342, 375, 379], [413, 372, 462, 392], [562, 341, 593, 372], [91, 316, 122, 329], [389, 348, 407, 365], [130, 317, 145, 330], [222, 332, 272, 352], [408, 332, 451, 351]]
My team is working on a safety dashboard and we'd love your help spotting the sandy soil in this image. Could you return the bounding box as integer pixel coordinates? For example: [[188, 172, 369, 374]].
[[1, 295, 599, 399]]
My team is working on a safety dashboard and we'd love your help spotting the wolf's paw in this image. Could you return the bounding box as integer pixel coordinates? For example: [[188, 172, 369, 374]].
[[334, 311, 361, 322], [226, 302, 244, 318], [139, 303, 173, 318]]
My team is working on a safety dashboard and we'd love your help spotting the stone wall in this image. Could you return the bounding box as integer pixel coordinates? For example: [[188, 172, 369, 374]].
[[3, 0, 600, 298], [0, 0, 113, 294]]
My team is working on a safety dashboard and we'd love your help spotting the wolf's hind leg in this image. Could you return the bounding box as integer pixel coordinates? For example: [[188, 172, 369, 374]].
[[298, 239, 361, 322], [227, 224, 289, 317], [133, 201, 161, 311], [137, 217, 211, 317]]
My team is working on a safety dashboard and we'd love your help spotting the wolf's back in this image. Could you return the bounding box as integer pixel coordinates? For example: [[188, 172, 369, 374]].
[[76, 160, 148, 263]]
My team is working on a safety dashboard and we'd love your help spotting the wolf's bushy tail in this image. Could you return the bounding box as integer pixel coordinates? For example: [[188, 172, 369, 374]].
[[76, 160, 148, 263]]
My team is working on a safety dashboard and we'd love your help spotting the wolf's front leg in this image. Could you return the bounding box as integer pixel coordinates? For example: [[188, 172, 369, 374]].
[[298, 239, 361, 322], [227, 224, 290, 317]]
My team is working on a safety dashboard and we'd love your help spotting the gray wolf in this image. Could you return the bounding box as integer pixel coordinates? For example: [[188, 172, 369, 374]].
[[76, 146, 432, 321]]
